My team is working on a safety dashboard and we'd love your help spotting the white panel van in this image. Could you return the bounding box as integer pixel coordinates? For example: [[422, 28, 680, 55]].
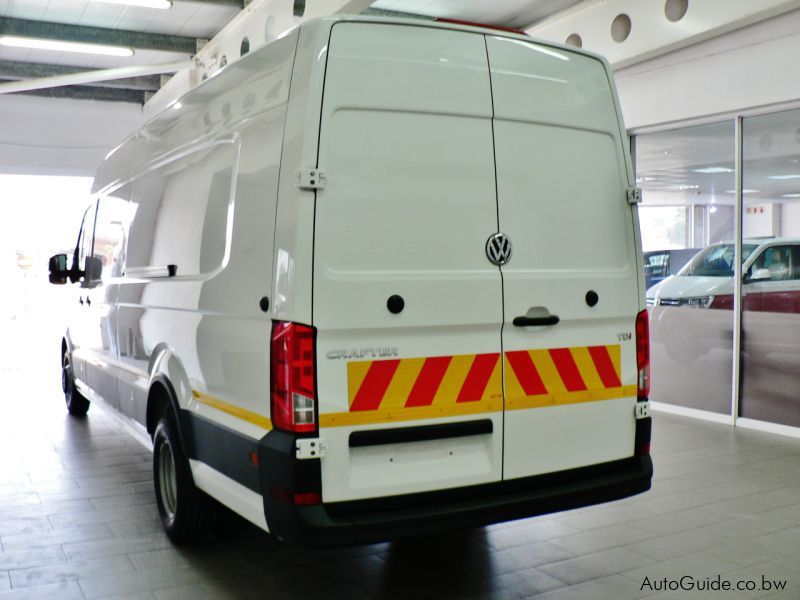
[[49, 15, 652, 545]]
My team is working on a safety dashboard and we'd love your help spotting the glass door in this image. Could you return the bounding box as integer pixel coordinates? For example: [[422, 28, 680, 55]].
[[636, 121, 736, 416], [740, 109, 800, 427]]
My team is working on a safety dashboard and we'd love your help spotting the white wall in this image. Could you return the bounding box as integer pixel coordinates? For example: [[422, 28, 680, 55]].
[[615, 9, 800, 130], [743, 203, 781, 238], [0, 94, 143, 177], [782, 202, 800, 236]]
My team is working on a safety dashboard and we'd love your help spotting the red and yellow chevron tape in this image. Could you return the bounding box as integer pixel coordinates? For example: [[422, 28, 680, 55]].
[[317, 345, 635, 428], [504, 345, 635, 410]]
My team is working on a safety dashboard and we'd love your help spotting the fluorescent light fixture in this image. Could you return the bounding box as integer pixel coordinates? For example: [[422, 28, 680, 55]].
[[91, 0, 172, 8], [709, 206, 718, 214], [782, 193, 800, 198], [692, 166, 734, 174], [724, 189, 759, 194], [768, 174, 800, 180], [671, 184, 699, 190], [0, 35, 133, 57]]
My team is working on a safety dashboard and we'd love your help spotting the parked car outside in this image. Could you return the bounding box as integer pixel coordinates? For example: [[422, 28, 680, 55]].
[[646, 238, 800, 364], [643, 248, 701, 290], [646, 238, 800, 311]]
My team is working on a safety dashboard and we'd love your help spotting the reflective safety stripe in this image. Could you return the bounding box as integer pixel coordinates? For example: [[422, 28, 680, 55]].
[[191, 390, 273, 430], [504, 344, 635, 411], [347, 352, 502, 412], [324, 344, 635, 428]]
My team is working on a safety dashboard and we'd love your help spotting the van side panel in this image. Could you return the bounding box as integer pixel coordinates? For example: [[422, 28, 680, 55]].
[[271, 22, 330, 325], [113, 32, 298, 446], [314, 23, 504, 502], [485, 36, 640, 480]]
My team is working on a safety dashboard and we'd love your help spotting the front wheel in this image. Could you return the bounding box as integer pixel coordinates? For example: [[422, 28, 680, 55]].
[[62, 351, 90, 416], [153, 414, 207, 543]]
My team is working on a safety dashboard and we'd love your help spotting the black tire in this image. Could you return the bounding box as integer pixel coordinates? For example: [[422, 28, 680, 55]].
[[62, 351, 90, 417], [152, 414, 208, 543]]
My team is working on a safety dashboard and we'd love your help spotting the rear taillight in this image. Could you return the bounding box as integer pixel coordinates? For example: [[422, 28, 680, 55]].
[[270, 321, 317, 433], [635, 309, 650, 400]]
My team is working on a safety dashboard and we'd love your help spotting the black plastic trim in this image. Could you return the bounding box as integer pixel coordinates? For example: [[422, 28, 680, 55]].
[[635, 415, 652, 453], [349, 419, 493, 448], [259, 429, 322, 543], [180, 411, 261, 493], [270, 454, 652, 546]]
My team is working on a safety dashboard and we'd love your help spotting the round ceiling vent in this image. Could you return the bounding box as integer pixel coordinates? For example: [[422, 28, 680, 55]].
[[565, 33, 582, 48], [611, 14, 632, 43], [665, 0, 689, 23]]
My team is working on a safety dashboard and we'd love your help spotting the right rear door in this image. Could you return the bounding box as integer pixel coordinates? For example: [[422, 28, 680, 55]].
[[485, 36, 640, 480]]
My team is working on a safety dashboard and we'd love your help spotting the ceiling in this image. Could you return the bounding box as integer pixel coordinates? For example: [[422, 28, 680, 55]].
[[0, 0, 241, 103], [371, 0, 584, 30], [0, 0, 582, 104]]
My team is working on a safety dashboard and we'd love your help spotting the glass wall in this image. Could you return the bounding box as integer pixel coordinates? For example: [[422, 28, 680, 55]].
[[636, 121, 735, 415], [741, 109, 800, 427]]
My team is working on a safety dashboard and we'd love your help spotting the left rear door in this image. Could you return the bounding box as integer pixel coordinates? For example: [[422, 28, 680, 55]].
[[313, 22, 504, 503]]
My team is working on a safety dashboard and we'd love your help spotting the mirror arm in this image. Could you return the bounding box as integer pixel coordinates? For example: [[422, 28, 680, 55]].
[[68, 267, 83, 284]]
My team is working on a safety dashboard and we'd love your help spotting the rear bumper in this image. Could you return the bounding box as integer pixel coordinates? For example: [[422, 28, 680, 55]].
[[263, 448, 652, 546]]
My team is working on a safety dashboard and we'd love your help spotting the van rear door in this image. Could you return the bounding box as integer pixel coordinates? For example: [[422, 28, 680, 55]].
[[485, 36, 640, 480], [313, 23, 503, 502]]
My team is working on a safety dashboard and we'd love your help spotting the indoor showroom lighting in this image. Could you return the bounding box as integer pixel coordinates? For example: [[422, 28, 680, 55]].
[[767, 174, 800, 180], [692, 166, 734, 174], [0, 35, 134, 56], [91, 0, 172, 8]]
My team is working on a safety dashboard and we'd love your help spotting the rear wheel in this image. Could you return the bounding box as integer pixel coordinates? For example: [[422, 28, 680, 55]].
[[153, 414, 207, 543], [62, 351, 89, 416]]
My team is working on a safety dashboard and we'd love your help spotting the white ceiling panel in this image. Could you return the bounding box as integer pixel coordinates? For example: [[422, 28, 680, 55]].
[[372, 0, 585, 29], [1, 0, 50, 20]]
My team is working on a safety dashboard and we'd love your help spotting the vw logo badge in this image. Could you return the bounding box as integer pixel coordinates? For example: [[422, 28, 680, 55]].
[[486, 233, 512, 266]]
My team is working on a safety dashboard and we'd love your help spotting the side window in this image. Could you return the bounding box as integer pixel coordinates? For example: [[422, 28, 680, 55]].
[[751, 246, 794, 281], [126, 141, 236, 277], [77, 201, 98, 274], [93, 185, 134, 282], [791, 246, 800, 280], [750, 246, 800, 281]]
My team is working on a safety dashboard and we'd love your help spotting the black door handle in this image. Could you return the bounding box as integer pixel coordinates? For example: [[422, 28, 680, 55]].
[[513, 315, 560, 327], [86, 297, 91, 306], [79, 297, 84, 305]]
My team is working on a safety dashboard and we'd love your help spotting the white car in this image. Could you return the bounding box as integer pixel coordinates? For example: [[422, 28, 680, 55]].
[[646, 238, 800, 312]]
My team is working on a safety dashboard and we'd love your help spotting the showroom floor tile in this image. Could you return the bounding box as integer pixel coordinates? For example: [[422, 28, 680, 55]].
[[1, 360, 800, 599]]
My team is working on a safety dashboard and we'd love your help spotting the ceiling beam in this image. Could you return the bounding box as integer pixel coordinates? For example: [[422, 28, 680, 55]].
[[0, 79, 145, 103], [0, 17, 197, 54], [0, 59, 160, 91]]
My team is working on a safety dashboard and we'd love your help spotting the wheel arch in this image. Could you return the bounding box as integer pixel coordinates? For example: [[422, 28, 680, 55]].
[[145, 345, 193, 451]]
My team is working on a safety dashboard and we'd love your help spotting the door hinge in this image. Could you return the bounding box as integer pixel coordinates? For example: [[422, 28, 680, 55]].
[[627, 186, 642, 204], [296, 168, 326, 190], [296, 437, 327, 460], [634, 401, 651, 420]]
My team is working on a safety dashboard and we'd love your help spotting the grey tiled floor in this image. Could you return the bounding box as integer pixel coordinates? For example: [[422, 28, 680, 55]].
[[2, 365, 800, 599]]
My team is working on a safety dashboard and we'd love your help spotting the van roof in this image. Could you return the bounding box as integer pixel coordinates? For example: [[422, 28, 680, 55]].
[[93, 15, 608, 196]]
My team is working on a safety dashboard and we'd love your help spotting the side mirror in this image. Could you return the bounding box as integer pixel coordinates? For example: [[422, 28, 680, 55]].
[[745, 268, 771, 283], [48, 254, 69, 285]]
